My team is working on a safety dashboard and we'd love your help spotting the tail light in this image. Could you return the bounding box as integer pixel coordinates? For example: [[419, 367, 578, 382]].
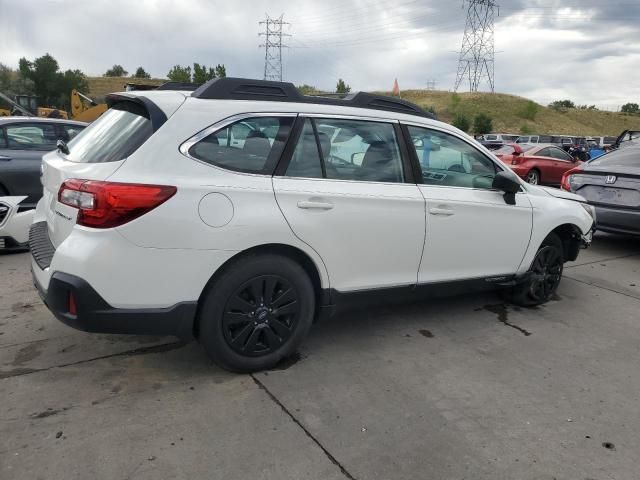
[[58, 179, 177, 228], [561, 166, 582, 191]]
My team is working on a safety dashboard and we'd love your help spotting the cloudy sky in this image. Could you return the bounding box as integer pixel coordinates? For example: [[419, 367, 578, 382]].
[[1, 0, 638, 108]]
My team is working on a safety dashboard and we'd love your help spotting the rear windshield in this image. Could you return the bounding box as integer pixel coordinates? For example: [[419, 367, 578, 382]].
[[590, 148, 640, 168], [65, 102, 153, 163]]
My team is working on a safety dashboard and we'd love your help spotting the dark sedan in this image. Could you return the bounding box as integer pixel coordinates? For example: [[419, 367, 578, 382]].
[[0, 117, 87, 209], [561, 146, 640, 235]]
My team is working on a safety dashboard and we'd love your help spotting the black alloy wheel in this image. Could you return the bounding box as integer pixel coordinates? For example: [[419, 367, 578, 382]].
[[527, 245, 563, 302], [222, 275, 300, 357]]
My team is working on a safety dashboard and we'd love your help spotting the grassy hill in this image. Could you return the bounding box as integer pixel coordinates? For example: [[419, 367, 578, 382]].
[[385, 90, 640, 137]]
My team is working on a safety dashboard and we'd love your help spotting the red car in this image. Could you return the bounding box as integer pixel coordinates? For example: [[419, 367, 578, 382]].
[[494, 143, 582, 185]]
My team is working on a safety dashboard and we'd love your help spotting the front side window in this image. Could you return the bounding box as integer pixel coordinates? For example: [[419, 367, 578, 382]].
[[516, 136, 529, 143], [407, 126, 498, 190], [286, 117, 404, 183], [6, 123, 58, 151], [0, 128, 6, 149], [190, 116, 293, 174]]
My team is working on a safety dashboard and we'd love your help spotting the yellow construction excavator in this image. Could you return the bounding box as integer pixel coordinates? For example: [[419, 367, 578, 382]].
[[70, 89, 107, 122]]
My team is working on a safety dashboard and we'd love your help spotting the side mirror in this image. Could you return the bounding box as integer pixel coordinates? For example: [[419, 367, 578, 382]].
[[492, 171, 521, 205]]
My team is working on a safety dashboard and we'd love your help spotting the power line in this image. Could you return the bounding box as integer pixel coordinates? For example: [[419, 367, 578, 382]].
[[454, 0, 498, 93], [259, 14, 290, 82]]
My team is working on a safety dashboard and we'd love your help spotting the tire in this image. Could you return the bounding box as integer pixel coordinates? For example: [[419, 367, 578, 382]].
[[198, 254, 315, 373], [507, 233, 564, 307], [525, 169, 540, 185]]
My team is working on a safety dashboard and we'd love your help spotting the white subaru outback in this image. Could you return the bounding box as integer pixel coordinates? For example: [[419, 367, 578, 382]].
[[30, 78, 595, 372]]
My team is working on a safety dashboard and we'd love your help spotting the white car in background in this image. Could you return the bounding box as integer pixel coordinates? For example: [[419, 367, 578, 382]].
[[30, 78, 595, 372], [0, 196, 33, 250]]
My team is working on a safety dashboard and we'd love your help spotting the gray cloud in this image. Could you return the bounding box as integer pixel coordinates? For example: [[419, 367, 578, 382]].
[[0, 0, 638, 107]]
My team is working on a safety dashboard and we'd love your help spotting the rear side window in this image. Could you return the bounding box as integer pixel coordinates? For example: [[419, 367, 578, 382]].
[[189, 117, 293, 174], [0, 128, 6, 149], [65, 102, 153, 163]]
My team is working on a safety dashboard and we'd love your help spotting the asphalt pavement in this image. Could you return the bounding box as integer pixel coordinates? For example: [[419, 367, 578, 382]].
[[1, 233, 639, 480]]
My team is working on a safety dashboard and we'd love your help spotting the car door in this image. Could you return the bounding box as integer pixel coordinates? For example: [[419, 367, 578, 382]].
[[530, 147, 556, 184], [0, 122, 59, 207], [548, 146, 577, 183], [273, 116, 426, 292], [403, 124, 533, 283]]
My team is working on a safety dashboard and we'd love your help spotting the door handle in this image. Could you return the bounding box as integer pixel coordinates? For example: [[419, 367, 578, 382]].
[[297, 200, 334, 210], [429, 206, 455, 216], [0, 155, 12, 161]]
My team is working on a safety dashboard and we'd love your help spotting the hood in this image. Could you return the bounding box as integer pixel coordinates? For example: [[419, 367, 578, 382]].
[[528, 185, 586, 203]]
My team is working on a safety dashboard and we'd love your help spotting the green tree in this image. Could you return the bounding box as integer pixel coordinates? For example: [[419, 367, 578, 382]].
[[549, 99, 575, 111], [297, 84, 318, 95], [104, 64, 128, 77], [167, 65, 192, 83], [336, 78, 351, 94], [621, 102, 639, 114], [214, 64, 226, 78], [521, 100, 538, 120], [473, 113, 493, 135], [18, 54, 87, 108], [192, 63, 216, 84], [453, 113, 470, 132], [133, 67, 151, 79]]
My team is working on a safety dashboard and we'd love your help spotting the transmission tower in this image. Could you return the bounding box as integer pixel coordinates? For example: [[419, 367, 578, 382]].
[[454, 0, 499, 93], [259, 14, 290, 82]]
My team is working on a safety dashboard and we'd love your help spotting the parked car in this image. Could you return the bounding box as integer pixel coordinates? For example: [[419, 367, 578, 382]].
[[0, 195, 32, 250], [0, 117, 87, 208], [562, 144, 640, 235], [478, 133, 519, 150], [0, 117, 87, 250], [30, 78, 595, 372], [516, 135, 540, 144], [494, 143, 582, 185]]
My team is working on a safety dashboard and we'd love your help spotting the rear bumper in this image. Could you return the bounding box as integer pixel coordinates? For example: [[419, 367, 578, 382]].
[[34, 270, 197, 339], [594, 205, 640, 236]]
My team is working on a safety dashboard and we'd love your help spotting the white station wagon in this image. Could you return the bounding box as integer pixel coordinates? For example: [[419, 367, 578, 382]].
[[30, 78, 595, 372]]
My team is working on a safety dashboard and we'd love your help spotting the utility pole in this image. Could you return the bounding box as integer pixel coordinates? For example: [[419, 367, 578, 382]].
[[454, 0, 498, 93], [259, 14, 290, 82]]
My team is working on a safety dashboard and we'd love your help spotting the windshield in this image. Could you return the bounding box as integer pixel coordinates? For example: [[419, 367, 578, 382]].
[[589, 147, 640, 168], [65, 101, 153, 163]]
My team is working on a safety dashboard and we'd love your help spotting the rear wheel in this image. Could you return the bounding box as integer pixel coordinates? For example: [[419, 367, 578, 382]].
[[508, 233, 564, 306], [198, 254, 315, 373], [525, 169, 540, 185]]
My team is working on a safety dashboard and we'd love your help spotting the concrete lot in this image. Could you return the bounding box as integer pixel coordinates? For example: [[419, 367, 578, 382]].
[[1, 233, 639, 480]]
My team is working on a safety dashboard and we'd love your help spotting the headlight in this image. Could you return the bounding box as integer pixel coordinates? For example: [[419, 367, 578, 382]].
[[580, 202, 596, 222]]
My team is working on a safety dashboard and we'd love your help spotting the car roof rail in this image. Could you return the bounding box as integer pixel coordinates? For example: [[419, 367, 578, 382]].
[[156, 81, 202, 91], [191, 77, 435, 119]]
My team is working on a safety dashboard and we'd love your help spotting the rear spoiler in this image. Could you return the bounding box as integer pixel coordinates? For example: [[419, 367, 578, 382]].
[[105, 94, 168, 132]]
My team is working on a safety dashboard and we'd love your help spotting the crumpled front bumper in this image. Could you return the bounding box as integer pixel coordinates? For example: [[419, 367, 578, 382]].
[[0, 196, 34, 250]]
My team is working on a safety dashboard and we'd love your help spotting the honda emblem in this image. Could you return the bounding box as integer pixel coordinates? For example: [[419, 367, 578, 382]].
[[605, 175, 617, 184]]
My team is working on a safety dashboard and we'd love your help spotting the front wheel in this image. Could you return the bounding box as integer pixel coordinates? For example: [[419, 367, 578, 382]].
[[507, 233, 564, 306], [198, 254, 315, 373], [525, 169, 540, 185]]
